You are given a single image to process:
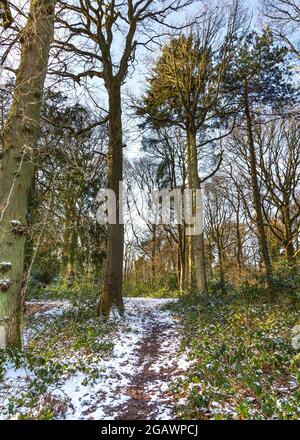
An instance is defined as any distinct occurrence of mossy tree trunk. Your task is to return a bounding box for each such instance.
[0,0,56,349]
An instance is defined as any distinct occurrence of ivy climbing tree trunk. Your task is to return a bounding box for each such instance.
[0,0,56,349]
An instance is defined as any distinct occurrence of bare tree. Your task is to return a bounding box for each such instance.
[257,117,300,270]
[205,177,238,287]
[54,0,196,316]
[129,127,188,291]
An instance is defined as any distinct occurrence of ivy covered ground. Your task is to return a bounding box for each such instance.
[0,289,299,420]
[169,293,300,420]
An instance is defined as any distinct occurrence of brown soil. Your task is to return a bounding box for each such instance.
[108,314,178,420]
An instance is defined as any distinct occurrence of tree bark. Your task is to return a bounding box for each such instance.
[151,224,156,284]
[282,205,297,272]
[61,206,71,279]
[186,124,208,292]
[0,0,56,349]
[244,88,273,291]
[177,223,186,292]
[285,242,296,266]
[67,226,77,287]
[99,80,125,318]
[207,240,214,279]
[217,243,225,287]
[235,196,243,283]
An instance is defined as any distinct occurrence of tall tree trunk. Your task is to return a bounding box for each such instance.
[151,224,156,284]
[177,223,186,292]
[244,89,273,291]
[0,0,56,349]
[99,80,125,317]
[61,206,71,279]
[217,243,225,287]
[236,197,243,283]
[285,242,296,267]
[23,178,36,300]
[196,231,208,292]
[186,124,208,292]
[60,205,77,285]
[67,226,77,287]
[282,205,297,273]
[207,240,213,279]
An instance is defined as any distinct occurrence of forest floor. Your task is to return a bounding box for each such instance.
[0,298,191,420]
[168,293,300,420]
[1,292,299,420]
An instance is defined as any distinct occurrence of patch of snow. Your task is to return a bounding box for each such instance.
[10,220,22,226]
[0,297,191,421]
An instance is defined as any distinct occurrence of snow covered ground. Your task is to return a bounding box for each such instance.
[0,298,192,420]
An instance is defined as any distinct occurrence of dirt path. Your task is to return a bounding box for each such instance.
[110,302,181,420]
[1,298,190,420]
